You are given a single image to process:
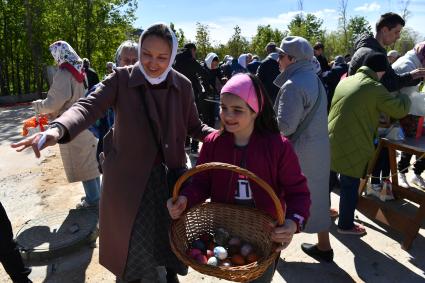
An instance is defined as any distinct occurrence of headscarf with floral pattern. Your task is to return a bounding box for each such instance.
[49,41,85,82]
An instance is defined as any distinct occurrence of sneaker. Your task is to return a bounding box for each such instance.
[76,198,98,209]
[380,180,395,201]
[337,224,366,235]
[398,173,410,188]
[366,183,382,198]
[411,174,425,189]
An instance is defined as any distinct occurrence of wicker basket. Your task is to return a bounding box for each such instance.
[169,162,285,282]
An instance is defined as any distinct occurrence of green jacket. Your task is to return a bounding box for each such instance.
[328,66,411,178]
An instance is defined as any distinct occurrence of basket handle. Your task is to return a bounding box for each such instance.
[172,162,285,225]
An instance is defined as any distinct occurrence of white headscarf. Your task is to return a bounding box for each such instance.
[238,54,248,69]
[49,41,83,73]
[138,23,178,85]
[205,52,218,69]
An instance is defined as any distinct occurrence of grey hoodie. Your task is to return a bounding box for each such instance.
[349,33,418,92]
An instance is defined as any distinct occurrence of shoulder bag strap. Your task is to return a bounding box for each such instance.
[288,77,323,142]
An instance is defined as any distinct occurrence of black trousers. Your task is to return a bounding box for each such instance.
[398,152,425,175]
[0,202,31,283]
[371,147,390,184]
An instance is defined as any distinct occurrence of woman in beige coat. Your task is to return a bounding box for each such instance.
[13,24,213,283]
[31,41,101,208]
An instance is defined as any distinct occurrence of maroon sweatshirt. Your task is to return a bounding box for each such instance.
[182,130,311,230]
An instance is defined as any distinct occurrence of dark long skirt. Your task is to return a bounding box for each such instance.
[123,164,187,282]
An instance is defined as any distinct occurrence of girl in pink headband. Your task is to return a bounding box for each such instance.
[168,73,311,282]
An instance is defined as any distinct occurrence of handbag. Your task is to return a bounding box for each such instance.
[139,86,188,195]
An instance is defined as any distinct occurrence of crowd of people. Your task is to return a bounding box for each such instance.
[2,11,425,283]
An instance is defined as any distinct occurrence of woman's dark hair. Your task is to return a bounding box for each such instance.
[140,24,173,49]
[376,12,405,32]
[248,73,280,134]
[184,42,197,51]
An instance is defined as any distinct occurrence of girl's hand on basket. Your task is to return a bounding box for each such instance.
[167,196,188,219]
[271,219,297,252]
[11,128,60,158]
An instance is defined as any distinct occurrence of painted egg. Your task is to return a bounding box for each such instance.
[227,245,240,256]
[207,256,218,266]
[206,249,214,259]
[246,252,260,263]
[214,228,230,246]
[228,237,242,246]
[219,259,232,267]
[188,248,202,259]
[195,254,208,264]
[207,241,215,251]
[231,254,246,266]
[213,246,228,260]
[240,243,253,257]
[192,239,206,252]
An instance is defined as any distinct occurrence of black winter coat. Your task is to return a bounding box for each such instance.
[348,33,419,92]
[256,56,280,105]
[173,48,208,99]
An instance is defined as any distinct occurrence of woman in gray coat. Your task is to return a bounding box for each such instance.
[273,36,333,262]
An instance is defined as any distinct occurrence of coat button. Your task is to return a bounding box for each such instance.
[165,144,169,148]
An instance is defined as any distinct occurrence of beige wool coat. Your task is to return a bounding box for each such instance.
[54,63,213,276]
[33,68,100,183]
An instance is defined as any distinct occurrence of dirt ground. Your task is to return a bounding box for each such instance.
[1,105,425,283]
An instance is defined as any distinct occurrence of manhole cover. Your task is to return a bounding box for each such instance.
[15,209,98,261]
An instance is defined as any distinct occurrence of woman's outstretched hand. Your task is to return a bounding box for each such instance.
[167,196,188,219]
[11,128,61,158]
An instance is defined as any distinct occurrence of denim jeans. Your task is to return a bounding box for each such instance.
[82,176,101,205]
[338,174,360,230]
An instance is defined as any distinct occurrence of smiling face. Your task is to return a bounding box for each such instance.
[140,35,171,78]
[220,93,257,138]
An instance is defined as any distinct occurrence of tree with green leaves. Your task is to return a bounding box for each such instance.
[394,27,420,54]
[195,22,212,60]
[287,13,325,44]
[0,0,137,96]
[347,16,372,53]
[227,25,249,58]
[250,25,285,58]
[170,22,186,48]
[338,0,349,52]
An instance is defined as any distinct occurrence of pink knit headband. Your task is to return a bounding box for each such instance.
[220,74,260,113]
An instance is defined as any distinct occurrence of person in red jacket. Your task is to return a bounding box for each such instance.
[167,73,311,283]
